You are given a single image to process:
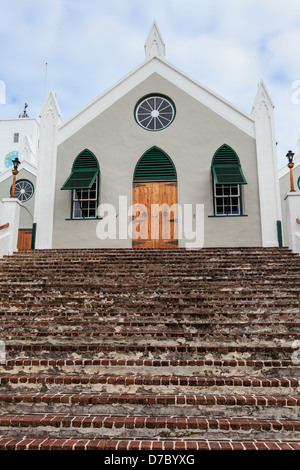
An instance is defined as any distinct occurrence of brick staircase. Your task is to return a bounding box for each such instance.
[0,247,300,450]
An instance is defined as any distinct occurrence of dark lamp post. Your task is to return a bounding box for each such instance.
[10,157,21,198]
[286,150,296,192]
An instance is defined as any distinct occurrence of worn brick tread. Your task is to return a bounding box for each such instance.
[1,374,299,389]
[0,413,300,433]
[1,320,300,329]
[1,357,296,368]
[0,392,299,407]
[4,343,296,353]
[2,331,300,341]
[1,312,300,323]
[0,435,299,450]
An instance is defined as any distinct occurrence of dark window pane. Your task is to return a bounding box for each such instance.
[156,98,163,109]
[139,102,152,112]
[155,118,164,129]
[139,115,152,127]
[147,118,155,129]
[147,98,155,110]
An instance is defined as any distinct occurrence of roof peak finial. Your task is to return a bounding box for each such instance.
[145,20,166,59]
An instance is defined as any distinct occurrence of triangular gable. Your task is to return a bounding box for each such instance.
[58,56,256,145]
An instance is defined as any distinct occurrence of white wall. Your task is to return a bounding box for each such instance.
[0,118,39,173]
[0,198,22,257]
[284,192,300,254]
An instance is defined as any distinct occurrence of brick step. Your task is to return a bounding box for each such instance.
[2,372,299,388]
[0,412,299,440]
[1,310,298,320]
[2,307,299,318]
[2,281,299,294]
[5,262,296,272]
[3,297,297,307]
[1,289,297,301]
[4,343,296,360]
[2,278,299,289]
[3,260,299,267]
[2,270,299,280]
[1,374,299,396]
[6,264,296,273]
[2,357,298,377]
[4,252,298,263]
[2,260,299,269]
[2,278,299,288]
[5,251,297,263]
[2,319,299,333]
[1,391,300,409]
[0,281,299,303]
[0,392,299,420]
[1,330,299,345]
[2,281,291,289]
[0,435,299,450]
[4,270,297,279]
[7,248,295,257]
[2,299,298,312]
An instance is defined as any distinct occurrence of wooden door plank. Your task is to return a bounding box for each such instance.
[17,230,32,250]
[132,181,178,249]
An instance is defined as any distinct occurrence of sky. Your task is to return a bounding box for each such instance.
[1,0,300,167]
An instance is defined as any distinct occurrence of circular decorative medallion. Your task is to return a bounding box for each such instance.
[4,151,19,168]
[135,95,175,131]
[14,179,34,202]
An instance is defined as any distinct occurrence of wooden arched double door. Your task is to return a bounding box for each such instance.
[132,147,178,249]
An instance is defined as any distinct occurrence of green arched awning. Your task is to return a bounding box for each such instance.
[211,144,247,185]
[133,146,177,182]
[61,149,99,190]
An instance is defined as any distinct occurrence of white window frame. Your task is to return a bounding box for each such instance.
[72,177,98,219]
[214,183,241,216]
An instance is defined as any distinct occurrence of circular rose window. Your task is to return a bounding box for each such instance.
[14,180,34,202]
[135,95,175,131]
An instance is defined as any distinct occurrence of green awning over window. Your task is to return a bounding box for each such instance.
[61,169,98,190]
[211,144,247,185]
[212,165,247,185]
[61,149,99,190]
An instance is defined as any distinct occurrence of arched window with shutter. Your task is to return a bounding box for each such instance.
[61,149,100,219]
[211,144,247,216]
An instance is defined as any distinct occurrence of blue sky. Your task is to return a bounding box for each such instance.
[1,0,300,166]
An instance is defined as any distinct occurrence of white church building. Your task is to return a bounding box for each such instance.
[1,22,299,253]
